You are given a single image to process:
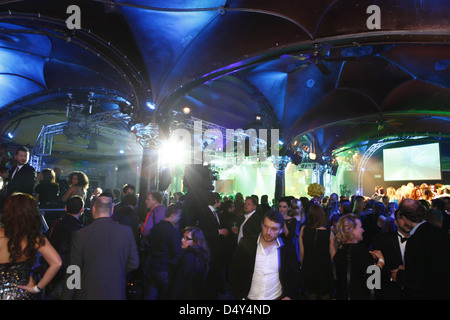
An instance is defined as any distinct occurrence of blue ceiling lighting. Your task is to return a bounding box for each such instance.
[0,0,447,166]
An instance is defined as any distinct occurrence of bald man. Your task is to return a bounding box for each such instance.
[62,195,139,300]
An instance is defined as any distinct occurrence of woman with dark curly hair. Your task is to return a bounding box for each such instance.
[61,171,89,203]
[168,226,210,300]
[0,193,62,299]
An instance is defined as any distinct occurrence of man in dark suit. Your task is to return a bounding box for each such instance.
[372,209,409,300]
[391,199,450,300]
[260,195,272,214]
[229,210,301,300]
[62,195,139,300]
[145,204,182,300]
[7,146,36,196]
[47,195,85,299]
[197,192,229,299]
[234,196,263,244]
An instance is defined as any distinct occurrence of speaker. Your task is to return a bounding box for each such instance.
[158,167,171,191]
[183,164,214,191]
[331,164,338,176]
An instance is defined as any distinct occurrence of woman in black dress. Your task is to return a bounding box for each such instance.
[299,204,336,299]
[278,197,297,243]
[333,213,385,300]
[35,168,60,208]
[168,226,210,300]
[0,193,62,299]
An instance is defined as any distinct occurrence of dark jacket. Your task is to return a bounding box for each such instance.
[372,231,406,300]
[112,203,140,242]
[62,217,139,300]
[239,210,263,242]
[148,220,182,272]
[397,222,450,299]
[49,214,84,269]
[168,250,208,300]
[7,163,36,196]
[229,235,301,300]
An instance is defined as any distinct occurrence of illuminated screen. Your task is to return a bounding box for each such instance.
[383,143,441,181]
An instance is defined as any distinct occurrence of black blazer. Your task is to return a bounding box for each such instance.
[397,222,450,299]
[229,235,301,300]
[239,210,263,241]
[168,250,208,300]
[7,163,36,196]
[197,206,221,256]
[372,232,405,299]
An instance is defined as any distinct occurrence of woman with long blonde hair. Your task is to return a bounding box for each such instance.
[333,214,384,300]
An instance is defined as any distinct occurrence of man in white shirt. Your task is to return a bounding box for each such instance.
[229,210,301,300]
[234,196,262,244]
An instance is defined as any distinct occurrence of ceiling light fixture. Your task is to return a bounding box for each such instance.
[182,106,191,114]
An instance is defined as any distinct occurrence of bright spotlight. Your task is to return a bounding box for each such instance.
[309,152,316,160]
[182,106,191,115]
[7,132,14,139]
[146,102,156,110]
[159,139,188,166]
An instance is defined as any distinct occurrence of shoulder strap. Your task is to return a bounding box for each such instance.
[347,244,353,300]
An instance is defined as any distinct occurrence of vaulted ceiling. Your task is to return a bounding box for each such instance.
[0,0,449,163]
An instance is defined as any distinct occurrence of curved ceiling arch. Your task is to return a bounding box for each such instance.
[0,0,448,164]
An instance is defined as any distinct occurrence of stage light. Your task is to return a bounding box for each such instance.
[278,140,284,145]
[309,152,316,160]
[159,139,188,166]
[119,149,125,154]
[118,101,132,114]
[127,120,136,132]
[255,114,262,121]
[146,102,156,110]
[182,106,191,114]
[7,132,14,139]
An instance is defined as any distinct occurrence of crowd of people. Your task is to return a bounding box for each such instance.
[0,146,449,300]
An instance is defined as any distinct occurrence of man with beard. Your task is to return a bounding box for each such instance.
[229,210,301,300]
[7,146,36,196]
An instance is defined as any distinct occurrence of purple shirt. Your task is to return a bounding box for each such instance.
[141,204,166,237]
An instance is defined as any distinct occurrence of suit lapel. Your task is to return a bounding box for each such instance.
[10,165,18,180]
